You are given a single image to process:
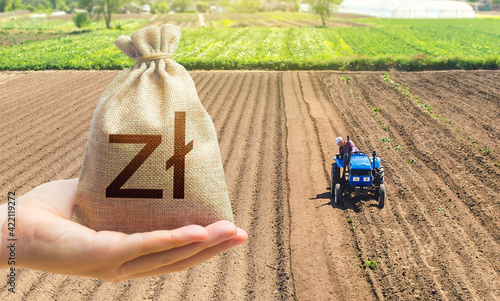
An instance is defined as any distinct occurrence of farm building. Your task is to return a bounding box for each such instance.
[340,0,476,18]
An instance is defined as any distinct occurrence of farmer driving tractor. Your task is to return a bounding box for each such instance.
[331,136,386,208]
[335,137,359,158]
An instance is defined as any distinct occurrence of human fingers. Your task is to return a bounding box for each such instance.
[125,228,247,280]
[30,224,210,281]
[116,225,209,262]
[115,221,238,277]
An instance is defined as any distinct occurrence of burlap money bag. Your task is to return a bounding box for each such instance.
[73,24,234,234]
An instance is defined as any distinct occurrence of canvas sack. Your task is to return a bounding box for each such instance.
[73,24,234,234]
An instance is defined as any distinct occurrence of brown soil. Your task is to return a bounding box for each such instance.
[202,13,368,28]
[146,14,199,28]
[46,13,154,21]
[0,30,72,47]
[0,70,498,300]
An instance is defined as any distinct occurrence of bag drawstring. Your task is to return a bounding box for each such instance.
[134,53,174,63]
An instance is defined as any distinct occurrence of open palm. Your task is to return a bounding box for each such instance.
[4,178,246,282]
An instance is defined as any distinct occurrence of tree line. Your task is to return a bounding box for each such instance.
[1,0,343,29]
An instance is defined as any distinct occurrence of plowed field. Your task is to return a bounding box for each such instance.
[147,14,200,28]
[0,70,499,300]
[202,13,367,28]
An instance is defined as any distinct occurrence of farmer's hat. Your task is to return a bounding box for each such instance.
[335,137,343,145]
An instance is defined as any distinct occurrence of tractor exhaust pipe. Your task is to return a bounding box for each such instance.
[372,150,376,180]
[372,150,376,170]
[341,136,350,180]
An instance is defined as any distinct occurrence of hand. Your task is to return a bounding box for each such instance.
[1,179,247,282]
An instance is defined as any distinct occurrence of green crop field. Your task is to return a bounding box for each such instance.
[0,13,499,71]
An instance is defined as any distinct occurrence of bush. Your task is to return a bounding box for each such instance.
[233,0,260,13]
[196,1,209,12]
[153,2,169,14]
[73,12,89,28]
[172,0,193,12]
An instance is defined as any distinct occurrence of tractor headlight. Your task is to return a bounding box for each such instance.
[353,177,360,182]
[363,177,370,182]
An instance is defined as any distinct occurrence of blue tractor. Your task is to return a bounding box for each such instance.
[331,137,385,208]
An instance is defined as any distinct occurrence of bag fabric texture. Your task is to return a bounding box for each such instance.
[73,24,234,234]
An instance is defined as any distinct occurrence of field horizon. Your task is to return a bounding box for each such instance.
[1,12,499,71]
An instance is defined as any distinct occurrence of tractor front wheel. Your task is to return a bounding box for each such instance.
[378,184,385,209]
[331,162,340,196]
[374,165,384,185]
[335,183,343,204]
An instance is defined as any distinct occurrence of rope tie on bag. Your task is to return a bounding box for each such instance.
[135,53,174,63]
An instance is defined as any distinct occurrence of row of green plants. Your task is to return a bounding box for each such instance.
[341,72,493,169]
[204,11,321,27]
[347,219,378,270]
[379,73,495,164]
[0,16,146,31]
[0,18,499,70]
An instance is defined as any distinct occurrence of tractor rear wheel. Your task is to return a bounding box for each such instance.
[378,184,385,208]
[331,162,340,196]
[374,165,384,185]
[335,183,343,204]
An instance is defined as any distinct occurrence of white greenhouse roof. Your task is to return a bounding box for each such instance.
[340,0,475,18]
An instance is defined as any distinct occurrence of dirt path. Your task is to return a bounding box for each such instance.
[282,71,376,300]
[0,70,498,300]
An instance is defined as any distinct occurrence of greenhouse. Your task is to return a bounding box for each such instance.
[339,0,476,18]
